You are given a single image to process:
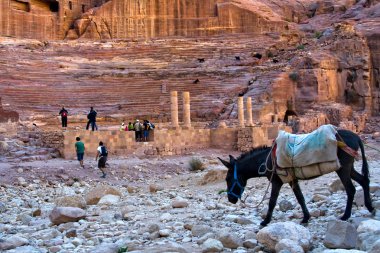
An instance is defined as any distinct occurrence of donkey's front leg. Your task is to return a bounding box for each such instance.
[290,180,310,224]
[261,177,283,227]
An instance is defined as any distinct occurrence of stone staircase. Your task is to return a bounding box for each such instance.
[0,33,293,124]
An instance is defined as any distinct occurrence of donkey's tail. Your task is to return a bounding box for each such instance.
[358,138,369,178]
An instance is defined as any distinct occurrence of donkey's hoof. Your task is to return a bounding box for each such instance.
[371,209,377,216]
[260,221,269,227]
[340,215,350,221]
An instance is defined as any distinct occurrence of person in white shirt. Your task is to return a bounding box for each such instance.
[95,141,108,178]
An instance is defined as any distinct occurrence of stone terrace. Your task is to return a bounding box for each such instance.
[0,34,291,124]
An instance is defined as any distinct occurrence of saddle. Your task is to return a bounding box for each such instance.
[274,124,341,183]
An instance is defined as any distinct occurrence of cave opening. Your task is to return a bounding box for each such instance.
[49,2,59,12]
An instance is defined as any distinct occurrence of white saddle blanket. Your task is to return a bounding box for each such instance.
[276,124,338,168]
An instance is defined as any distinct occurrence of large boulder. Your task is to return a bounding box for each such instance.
[357,220,380,252]
[217,232,242,249]
[0,235,29,251]
[55,195,87,209]
[85,185,122,205]
[199,169,227,185]
[256,222,311,252]
[202,238,224,253]
[49,207,86,225]
[324,220,357,249]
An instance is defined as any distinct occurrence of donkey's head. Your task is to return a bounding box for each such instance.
[218,155,245,204]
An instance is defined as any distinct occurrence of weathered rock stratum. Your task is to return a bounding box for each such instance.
[0,0,379,129]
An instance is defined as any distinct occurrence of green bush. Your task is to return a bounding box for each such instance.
[314,31,322,39]
[188,157,205,171]
[218,189,227,194]
[296,44,305,50]
[267,51,274,58]
[118,246,128,253]
[289,72,299,82]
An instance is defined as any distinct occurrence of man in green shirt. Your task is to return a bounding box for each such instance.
[75,137,85,168]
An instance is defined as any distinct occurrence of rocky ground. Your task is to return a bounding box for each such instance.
[1,135,380,252]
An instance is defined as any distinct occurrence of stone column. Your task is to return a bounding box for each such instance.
[170,91,179,128]
[246,97,253,126]
[238,97,245,128]
[183,91,191,129]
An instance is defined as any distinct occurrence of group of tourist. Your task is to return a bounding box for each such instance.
[59,107,155,142]
[119,119,155,142]
[75,137,108,178]
[59,106,98,131]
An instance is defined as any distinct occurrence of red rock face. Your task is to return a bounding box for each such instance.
[0,97,19,123]
[0,0,379,128]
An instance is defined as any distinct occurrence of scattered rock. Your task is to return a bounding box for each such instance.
[199,169,227,185]
[55,195,87,209]
[257,222,311,252]
[202,238,223,253]
[49,207,86,225]
[192,225,214,237]
[172,199,189,208]
[98,194,120,205]
[85,185,122,205]
[0,235,29,251]
[324,220,357,249]
[329,179,344,193]
[279,199,294,212]
[217,232,242,249]
[275,238,304,253]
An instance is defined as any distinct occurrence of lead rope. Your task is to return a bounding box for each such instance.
[240,144,277,208]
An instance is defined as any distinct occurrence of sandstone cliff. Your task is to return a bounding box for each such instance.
[0,0,379,131]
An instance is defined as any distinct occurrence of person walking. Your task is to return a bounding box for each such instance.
[75,137,85,168]
[86,107,98,131]
[95,141,108,178]
[59,106,68,129]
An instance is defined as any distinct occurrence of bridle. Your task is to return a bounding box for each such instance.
[227,163,245,200]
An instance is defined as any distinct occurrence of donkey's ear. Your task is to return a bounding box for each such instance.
[217,157,231,169]
[229,155,236,163]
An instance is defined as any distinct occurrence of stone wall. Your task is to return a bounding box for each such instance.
[62,125,281,159]
[40,131,64,152]
[237,124,291,152]
[63,128,213,159]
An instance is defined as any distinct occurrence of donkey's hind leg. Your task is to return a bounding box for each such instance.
[336,167,356,220]
[351,169,375,214]
[290,180,310,224]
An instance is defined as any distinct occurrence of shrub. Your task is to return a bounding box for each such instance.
[289,72,299,82]
[218,189,227,194]
[118,246,128,253]
[314,31,323,39]
[188,157,205,171]
[267,51,274,58]
[296,44,305,50]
